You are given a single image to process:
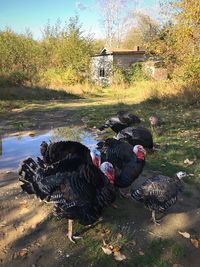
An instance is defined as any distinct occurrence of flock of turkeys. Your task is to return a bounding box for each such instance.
[18,111,186,242]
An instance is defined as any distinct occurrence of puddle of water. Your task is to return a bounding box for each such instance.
[0,127,98,171]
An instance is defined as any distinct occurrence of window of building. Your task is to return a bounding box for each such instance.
[99,67,105,77]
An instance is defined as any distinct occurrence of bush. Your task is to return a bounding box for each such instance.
[62,66,80,85]
[128,62,149,83]
[112,65,128,86]
[40,67,80,88]
[8,70,30,86]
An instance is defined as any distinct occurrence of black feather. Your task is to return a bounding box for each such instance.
[98,111,141,134]
[117,126,153,149]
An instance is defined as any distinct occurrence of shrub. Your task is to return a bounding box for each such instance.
[62,66,80,85]
[128,62,150,83]
[112,65,128,86]
[9,70,30,86]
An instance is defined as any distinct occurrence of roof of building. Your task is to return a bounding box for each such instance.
[93,47,146,56]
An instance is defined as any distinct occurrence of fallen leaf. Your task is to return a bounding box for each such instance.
[173,264,183,267]
[178,231,190,239]
[191,238,199,248]
[101,246,112,255]
[184,159,194,166]
[139,251,145,256]
[113,251,126,261]
[112,246,120,253]
[109,245,114,250]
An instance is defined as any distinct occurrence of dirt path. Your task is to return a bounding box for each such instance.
[0,102,83,137]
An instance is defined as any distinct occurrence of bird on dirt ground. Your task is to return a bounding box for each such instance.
[98,111,141,134]
[131,171,187,225]
[116,126,154,151]
[39,140,93,166]
[18,143,116,243]
[96,138,146,196]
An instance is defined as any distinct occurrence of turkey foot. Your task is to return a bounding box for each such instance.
[151,210,161,226]
[67,219,82,243]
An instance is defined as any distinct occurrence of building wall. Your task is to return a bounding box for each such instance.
[91,55,113,85]
[91,53,146,85]
[144,61,168,80]
[113,54,145,72]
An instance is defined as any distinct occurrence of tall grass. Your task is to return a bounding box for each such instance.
[99,80,200,105]
[1,80,199,105]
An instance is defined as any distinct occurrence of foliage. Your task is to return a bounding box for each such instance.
[121,12,160,50]
[112,65,128,85]
[128,63,150,83]
[0,16,93,86]
[0,29,42,85]
[40,67,79,87]
[149,0,200,84]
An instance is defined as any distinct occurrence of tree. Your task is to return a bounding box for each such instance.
[97,0,130,47]
[151,0,200,82]
[122,12,160,50]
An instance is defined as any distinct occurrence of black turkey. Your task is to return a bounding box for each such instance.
[40,140,93,166]
[19,154,116,243]
[96,139,146,196]
[98,111,141,134]
[131,172,186,225]
[96,138,140,170]
[116,126,154,150]
[116,111,141,125]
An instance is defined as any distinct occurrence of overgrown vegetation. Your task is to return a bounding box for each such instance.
[0,16,95,87]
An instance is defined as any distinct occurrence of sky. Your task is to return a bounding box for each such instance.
[0,0,161,40]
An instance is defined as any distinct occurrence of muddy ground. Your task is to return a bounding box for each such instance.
[0,107,200,267]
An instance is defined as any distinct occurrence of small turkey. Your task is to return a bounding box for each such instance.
[116,126,154,150]
[149,115,164,135]
[131,172,186,225]
[149,116,162,129]
[19,143,115,243]
[96,138,146,195]
[98,111,141,134]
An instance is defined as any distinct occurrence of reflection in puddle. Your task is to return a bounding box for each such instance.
[0,127,98,170]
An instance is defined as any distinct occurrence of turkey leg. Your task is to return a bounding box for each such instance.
[67,219,82,243]
[151,210,161,225]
